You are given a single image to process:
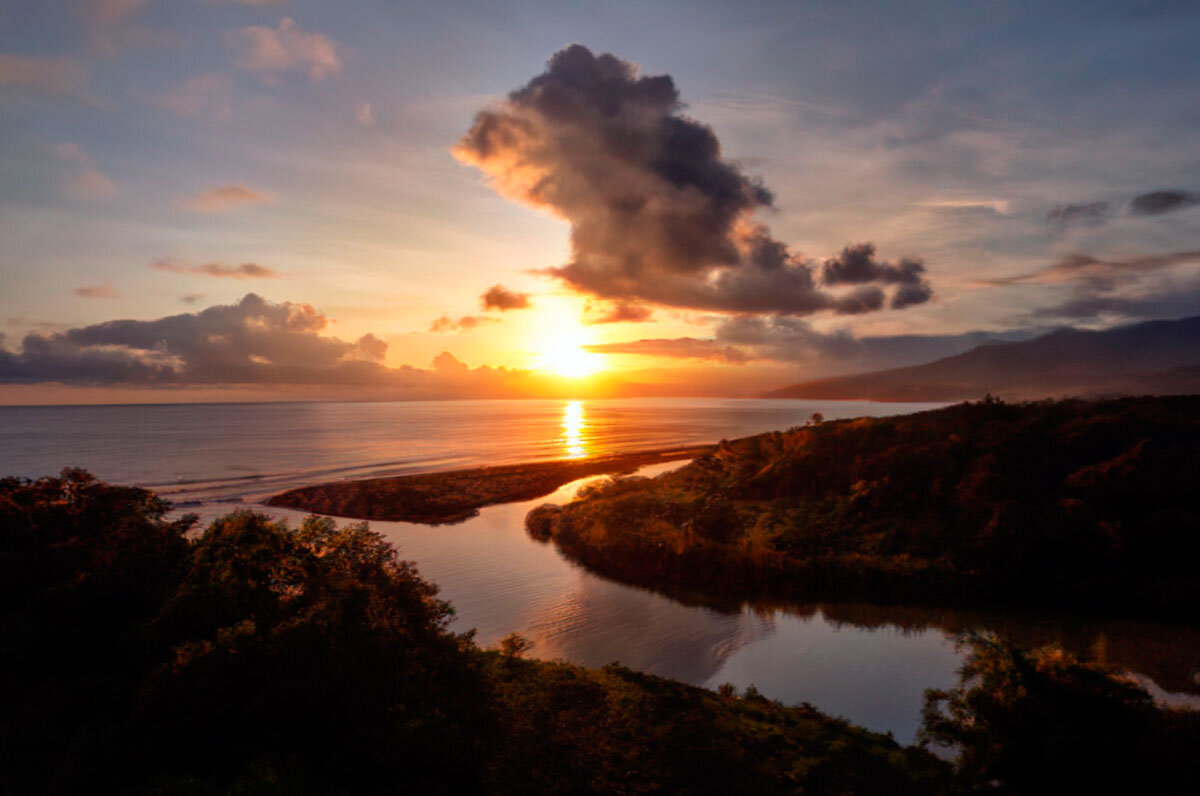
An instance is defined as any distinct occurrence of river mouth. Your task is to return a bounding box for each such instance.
[249,462,1200,745]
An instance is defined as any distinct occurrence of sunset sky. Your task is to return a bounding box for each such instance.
[2,0,1199,403]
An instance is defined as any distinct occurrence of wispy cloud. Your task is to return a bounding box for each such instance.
[1129,189,1200,217]
[182,183,270,212]
[153,258,279,279]
[72,283,120,299]
[581,301,654,324]
[152,74,233,120]
[226,18,340,82]
[356,101,374,126]
[584,337,750,363]
[0,54,96,104]
[429,314,499,333]
[54,143,115,198]
[981,250,1200,287]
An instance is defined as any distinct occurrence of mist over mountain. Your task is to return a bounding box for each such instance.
[766,316,1200,401]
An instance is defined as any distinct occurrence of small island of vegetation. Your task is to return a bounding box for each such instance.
[526,395,1200,620]
[268,446,713,524]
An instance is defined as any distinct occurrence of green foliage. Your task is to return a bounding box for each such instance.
[484,656,950,795]
[1,469,955,795]
[920,634,1200,795]
[527,396,1200,618]
[497,631,534,660]
[1,471,488,794]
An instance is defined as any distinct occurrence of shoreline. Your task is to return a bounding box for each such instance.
[266,445,714,524]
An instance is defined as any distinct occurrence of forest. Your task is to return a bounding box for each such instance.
[3,462,1197,793]
[527,396,1200,619]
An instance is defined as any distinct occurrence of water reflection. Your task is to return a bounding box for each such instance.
[562,400,587,458]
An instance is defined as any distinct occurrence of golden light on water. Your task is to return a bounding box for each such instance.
[562,400,587,458]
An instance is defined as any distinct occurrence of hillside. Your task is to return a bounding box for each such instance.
[526,396,1200,619]
[766,316,1200,401]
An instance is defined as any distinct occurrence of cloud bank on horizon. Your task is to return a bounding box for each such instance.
[454,45,933,319]
[0,294,556,398]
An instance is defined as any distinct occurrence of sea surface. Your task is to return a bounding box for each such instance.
[2,397,1196,743]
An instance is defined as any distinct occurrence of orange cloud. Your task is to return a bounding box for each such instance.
[72,284,120,299]
[0,55,94,103]
[153,258,279,279]
[54,143,115,198]
[182,184,270,213]
[227,18,340,82]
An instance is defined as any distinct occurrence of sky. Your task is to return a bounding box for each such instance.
[2,0,1199,403]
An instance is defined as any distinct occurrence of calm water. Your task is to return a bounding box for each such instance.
[2,397,1196,743]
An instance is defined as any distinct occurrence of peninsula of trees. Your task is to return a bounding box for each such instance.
[527,395,1200,620]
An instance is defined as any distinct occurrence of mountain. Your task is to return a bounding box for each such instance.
[765,316,1200,401]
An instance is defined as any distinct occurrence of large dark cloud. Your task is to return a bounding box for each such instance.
[455,45,932,316]
[1128,189,1200,216]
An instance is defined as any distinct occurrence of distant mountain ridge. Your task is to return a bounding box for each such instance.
[765,315,1200,401]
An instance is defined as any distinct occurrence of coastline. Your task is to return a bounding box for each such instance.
[266,445,714,524]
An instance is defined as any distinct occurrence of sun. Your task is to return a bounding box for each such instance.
[537,339,604,378]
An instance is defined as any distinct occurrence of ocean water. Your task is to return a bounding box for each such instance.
[2,397,1196,743]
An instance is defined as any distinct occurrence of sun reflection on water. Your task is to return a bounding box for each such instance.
[562,400,587,458]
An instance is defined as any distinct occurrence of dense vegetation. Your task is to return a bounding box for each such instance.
[922,634,1200,795]
[526,395,1200,619]
[1,469,947,794]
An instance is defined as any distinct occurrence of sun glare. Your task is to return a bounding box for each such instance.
[538,340,604,378]
[529,299,607,378]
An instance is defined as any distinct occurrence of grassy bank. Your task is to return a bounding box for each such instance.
[267,446,713,523]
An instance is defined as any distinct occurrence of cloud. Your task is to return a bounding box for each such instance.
[0,54,94,103]
[998,249,1200,323]
[227,18,340,82]
[1045,201,1112,227]
[819,243,933,309]
[153,74,233,120]
[181,293,205,305]
[78,0,169,57]
[1128,189,1200,216]
[72,284,120,299]
[480,284,530,310]
[0,294,570,399]
[153,258,280,279]
[182,183,269,212]
[354,332,387,362]
[1027,279,1200,322]
[455,44,931,317]
[982,249,1200,288]
[356,102,374,126]
[428,314,499,333]
[583,337,750,363]
[54,143,115,198]
[582,301,654,324]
